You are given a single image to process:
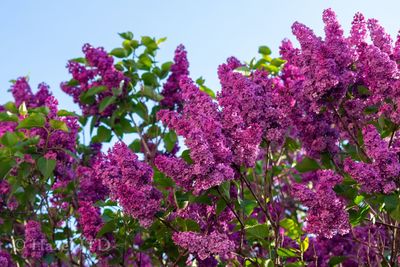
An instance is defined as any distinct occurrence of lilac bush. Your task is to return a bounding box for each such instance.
[0,9,399,266]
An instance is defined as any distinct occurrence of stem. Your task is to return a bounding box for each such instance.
[388,127,398,148]
[235,166,281,265]
[216,187,245,228]
[10,233,20,267]
[155,215,178,232]
[332,106,371,162]
[128,113,152,159]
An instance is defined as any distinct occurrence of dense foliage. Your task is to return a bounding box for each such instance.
[0,8,400,266]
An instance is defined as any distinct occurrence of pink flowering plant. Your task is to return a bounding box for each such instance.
[0,9,400,266]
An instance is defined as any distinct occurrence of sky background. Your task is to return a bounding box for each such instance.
[1,0,400,113]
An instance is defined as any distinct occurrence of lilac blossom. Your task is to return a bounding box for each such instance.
[61,44,129,117]
[292,170,350,238]
[344,125,399,194]
[156,77,234,194]
[23,221,52,259]
[172,231,235,261]
[161,44,189,110]
[95,142,161,227]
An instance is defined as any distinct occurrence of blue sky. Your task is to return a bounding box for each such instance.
[1,0,400,112]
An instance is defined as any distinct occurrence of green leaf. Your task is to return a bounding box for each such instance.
[102,209,116,222]
[354,195,365,205]
[138,54,153,70]
[277,247,298,258]
[3,102,18,113]
[295,157,320,173]
[57,110,78,117]
[16,113,46,130]
[384,194,399,212]
[219,181,231,200]
[30,106,50,115]
[0,112,18,122]
[153,171,174,187]
[0,158,15,178]
[140,86,164,101]
[285,137,300,152]
[240,199,258,216]
[70,58,86,64]
[264,259,274,267]
[99,96,116,113]
[130,40,140,49]
[119,118,136,133]
[83,86,107,98]
[286,262,305,267]
[265,64,279,74]
[37,157,56,178]
[349,204,370,226]
[110,48,128,58]
[132,102,148,122]
[258,46,272,55]
[357,85,371,96]
[147,125,161,138]
[195,77,205,86]
[300,236,309,252]
[129,139,142,153]
[390,204,400,221]
[141,72,158,86]
[44,254,56,264]
[199,85,215,99]
[235,66,251,76]
[271,58,286,67]
[164,131,177,152]
[118,31,133,40]
[157,37,167,45]
[1,132,18,147]
[216,198,227,216]
[141,36,158,51]
[93,126,112,143]
[161,61,173,72]
[49,119,69,132]
[328,256,346,267]
[96,220,116,237]
[245,224,269,240]
[280,218,302,240]
[181,149,193,164]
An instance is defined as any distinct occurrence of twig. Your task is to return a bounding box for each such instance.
[216,187,245,228]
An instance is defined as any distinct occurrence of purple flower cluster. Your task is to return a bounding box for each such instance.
[169,197,237,263]
[156,77,234,194]
[279,8,400,161]
[344,125,399,194]
[95,142,161,227]
[304,224,388,266]
[280,45,341,158]
[285,9,355,112]
[77,166,109,203]
[23,220,52,259]
[160,44,189,111]
[61,44,129,117]
[25,95,79,201]
[217,57,285,161]
[173,231,235,261]
[77,201,112,254]
[42,96,79,157]
[0,104,17,137]
[292,170,350,238]
[10,77,51,108]
[0,250,14,267]
[10,80,79,168]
